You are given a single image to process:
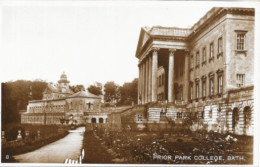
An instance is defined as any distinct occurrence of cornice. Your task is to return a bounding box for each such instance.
[152,35,187,42]
[188,7,254,40]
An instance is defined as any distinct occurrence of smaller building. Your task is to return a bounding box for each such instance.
[21,73,104,125]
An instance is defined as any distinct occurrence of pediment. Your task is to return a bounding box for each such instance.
[135,28,151,58]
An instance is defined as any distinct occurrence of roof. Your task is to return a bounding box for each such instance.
[136,7,254,58]
[46,83,59,93]
[189,7,254,39]
[43,83,74,94]
[68,90,101,99]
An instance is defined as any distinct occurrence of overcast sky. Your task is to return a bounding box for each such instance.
[0,1,258,87]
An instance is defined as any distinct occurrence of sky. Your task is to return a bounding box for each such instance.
[0,1,258,87]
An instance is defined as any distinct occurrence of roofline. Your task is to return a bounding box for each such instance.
[29,95,101,103]
[188,7,254,39]
[29,98,66,103]
[136,7,255,58]
[66,96,101,99]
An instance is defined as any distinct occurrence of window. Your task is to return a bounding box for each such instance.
[160,111,166,117]
[177,112,183,119]
[218,75,223,95]
[236,31,246,51]
[208,109,212,119]
[190,55,194,70]
[196,51,200,68]
[236,74,245,87]
[209,74,214,98]
[218,37,223,58]
[137,114,143,121]
[87,102,92,110]
[190,82,193,101]
[209,42,214,62]
[202,47,206,65]
[218,37,222,53]
[202,79,206,99]
[196,82,199,100]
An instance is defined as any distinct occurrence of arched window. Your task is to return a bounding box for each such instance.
[243,106,252,127]
[91,118,96,123]
[232,107,239,129]
[99,118,104,123]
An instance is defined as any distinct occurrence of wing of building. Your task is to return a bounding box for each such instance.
[135,7,254,135]
[21,73,103,125]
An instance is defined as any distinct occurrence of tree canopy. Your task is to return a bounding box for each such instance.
[87,82,102,96]
[1,78,139,128]
[104,81,119,103]
[117,78,138,105]
[1,80,47,127]
[103,78,138,105]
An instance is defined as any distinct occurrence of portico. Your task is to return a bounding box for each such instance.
[136,27,190,104]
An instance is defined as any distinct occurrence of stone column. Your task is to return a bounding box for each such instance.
[168,48,176,103]
[146,58,149,103]
[151,48,159,102]
[140,63,142,104]
[138,65,141,104]
[141,62,145,104]
[143,61,146,104]
[184,50,190,103]
[149,56,152,102]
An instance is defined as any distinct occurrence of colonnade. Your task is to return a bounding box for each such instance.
[138,48,190,104]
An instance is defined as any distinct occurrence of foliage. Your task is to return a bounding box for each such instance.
[117,78,138,106]
[104,81,119,103]
[87,82,102,96]
[1,80,47,127]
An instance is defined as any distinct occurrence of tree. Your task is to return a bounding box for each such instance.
[87,82,102,96]
[104,81,119,103]
[117,78,138,105]
[1,80,47,128]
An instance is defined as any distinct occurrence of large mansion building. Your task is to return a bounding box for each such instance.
[135,7,254,135]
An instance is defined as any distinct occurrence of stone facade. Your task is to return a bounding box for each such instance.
[21,73,103,125]
[135,7,254,135]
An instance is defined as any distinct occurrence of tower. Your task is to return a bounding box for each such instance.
[58,72,70,93]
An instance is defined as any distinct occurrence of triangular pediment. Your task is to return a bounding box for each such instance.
[135,27,151,58]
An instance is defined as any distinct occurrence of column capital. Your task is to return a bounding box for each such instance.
[150,47,160,53]
[169,48,177,54]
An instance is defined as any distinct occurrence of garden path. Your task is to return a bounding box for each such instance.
[14,127,85,163]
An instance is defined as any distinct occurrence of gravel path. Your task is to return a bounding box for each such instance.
[14,127,85,163]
